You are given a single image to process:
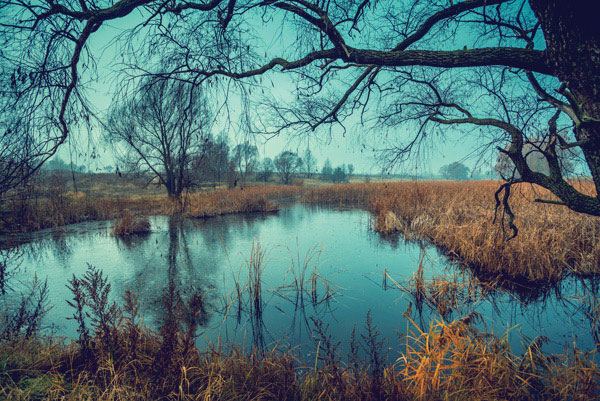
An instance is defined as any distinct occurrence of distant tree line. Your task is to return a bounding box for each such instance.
[321,159,354,184]
[42,158,88,173]
[30,75,363,199]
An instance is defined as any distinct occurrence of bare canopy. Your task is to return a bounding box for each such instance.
[105,77,213,199]
[2,0,600,221]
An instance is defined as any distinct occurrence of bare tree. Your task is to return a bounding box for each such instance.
[347,164,355,180]
[232,141,258,186]
[191,134,230,186]
[0,120,36,200]
[257,157,273,183]
[4,0,600,219]
[303,148,317,179]
[274,151,302,185]
[105,77,212,200]
[0,0,240,195]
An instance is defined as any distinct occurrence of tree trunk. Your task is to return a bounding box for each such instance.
[530,0,600,202]
[165,176,180,201]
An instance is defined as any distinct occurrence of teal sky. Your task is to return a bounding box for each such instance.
[54,5,500,177]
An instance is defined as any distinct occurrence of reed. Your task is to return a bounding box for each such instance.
[0,192,164,233]
[111,213,151,236]
[304,181,600,284]
[185,186,299,218]
[278,243,336,309]
[247,241,266,321]
[2,312,598,400]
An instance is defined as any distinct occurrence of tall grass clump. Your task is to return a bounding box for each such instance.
[304,181,600,284]
[186,185,303,218]
[111,213,151,236]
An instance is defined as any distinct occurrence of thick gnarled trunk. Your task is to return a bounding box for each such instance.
[529,0,600,213]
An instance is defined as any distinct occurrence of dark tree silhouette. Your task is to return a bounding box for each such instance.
[274,151,302,185]
[192,134,230,186]
[321,159,333,182]
[440,162,470,181]
[105,77,213,200]
[303,148,317,179]
[232,142,258,186]
[3,0,600,217]
[257,157,273,183]
[332,166,347,184]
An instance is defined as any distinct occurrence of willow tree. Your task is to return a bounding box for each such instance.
[105,78,212,200]
[0,0,238,196]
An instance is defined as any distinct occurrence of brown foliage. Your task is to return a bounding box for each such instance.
[304,181,600,284]
[111,213,151,236]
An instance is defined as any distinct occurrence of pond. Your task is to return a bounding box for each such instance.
[2,203,599,359]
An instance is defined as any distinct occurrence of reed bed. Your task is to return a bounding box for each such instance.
[304,181,600,284]
[0,185,305,233]
[111,213,151,236]
[185,186,303,218]
[2,315,598,400]
[0,192,163,233]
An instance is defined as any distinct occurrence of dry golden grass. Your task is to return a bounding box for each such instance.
[185,185,303,218]
[0,192,165,233]
[399,316,599,401]
[1,316,598,401]
[111,213,151,236]
[304,181,600,284]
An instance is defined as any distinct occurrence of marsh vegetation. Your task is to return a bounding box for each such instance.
[2,0,600,399]
[2,181,600,400]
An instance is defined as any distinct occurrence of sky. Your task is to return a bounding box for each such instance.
[52,3,501,177]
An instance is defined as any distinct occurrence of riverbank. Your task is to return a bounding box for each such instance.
[2,311,598,400]
[2,180,599,285]
[0,185,305,233]
[305,181,600,285]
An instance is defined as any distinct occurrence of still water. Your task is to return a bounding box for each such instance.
[3,204,599,358]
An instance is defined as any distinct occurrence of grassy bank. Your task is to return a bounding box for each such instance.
[3,180,599,285]
[0,185,305,233]
[303,181,600,285]
[2,310,598,400]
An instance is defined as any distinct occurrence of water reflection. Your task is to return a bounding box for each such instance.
[3,204,600,357]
